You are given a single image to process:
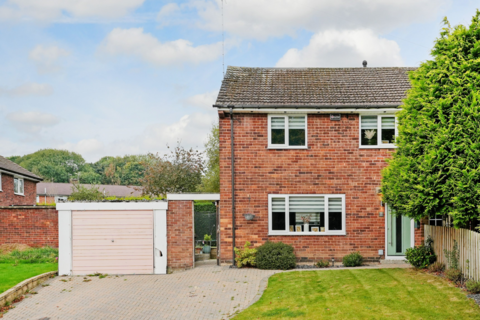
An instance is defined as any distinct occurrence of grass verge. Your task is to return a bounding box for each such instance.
[0,263,57,294]
[234,268,480,320]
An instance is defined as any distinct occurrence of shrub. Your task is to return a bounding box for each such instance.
[428,261,445,273]
[69,183,105,201]
[256,241,296,270]
[466,279,480,294]
[405,245,436,268]
[445,268,462,284]
[316,260,330,268]
[342,252,363,267]
[234,241,257,268]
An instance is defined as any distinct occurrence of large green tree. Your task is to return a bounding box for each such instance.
[9,149,85,183]
[382,12,480,228]
[198,124,220,193]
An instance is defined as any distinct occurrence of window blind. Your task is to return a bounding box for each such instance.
[289,197,324,212]
[288,116,305,129]
[381,117,395,129]
[361,116,377,129]
[271,117,285,129]
[272,198,285,212]
[328,198,342,212]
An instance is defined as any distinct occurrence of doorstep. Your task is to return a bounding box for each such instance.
[380,259,407,265]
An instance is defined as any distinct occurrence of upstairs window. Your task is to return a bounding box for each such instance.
[269,115,307,148]
[360,115,397,147]
[269,194,346,235]
[14,177,24,195]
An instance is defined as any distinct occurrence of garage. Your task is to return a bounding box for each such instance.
[57,202,167,276]
[72,210,154,275]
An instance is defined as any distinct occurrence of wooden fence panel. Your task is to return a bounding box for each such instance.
[425,225,480,281]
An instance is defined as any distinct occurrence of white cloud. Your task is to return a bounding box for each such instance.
[170,0,446,40]
[99,28,222,66]
[183,91,218,110]
[276,29,403,68]
[157,3,180,21]
[6,111,60,133]
[57,113,216,162]
[29,45,70,74]
[0,0,145,22]
[0,83,53,96]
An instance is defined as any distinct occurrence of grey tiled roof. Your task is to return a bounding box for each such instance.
[215,66,416,107]
[0,155,43,181]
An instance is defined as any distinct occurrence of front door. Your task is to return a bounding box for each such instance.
[386,205,412,256]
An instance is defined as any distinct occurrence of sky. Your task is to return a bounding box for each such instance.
[0,0,478,162]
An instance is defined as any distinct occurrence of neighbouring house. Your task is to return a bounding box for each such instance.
[0,155,43,206]
[214,66,427,264]
[36,182,143,204]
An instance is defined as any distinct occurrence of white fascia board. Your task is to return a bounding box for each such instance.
[217,108,401,114]
[56,202,168,211]
[167,193,220,201]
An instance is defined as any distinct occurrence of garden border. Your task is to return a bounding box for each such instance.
[0,271,57,307]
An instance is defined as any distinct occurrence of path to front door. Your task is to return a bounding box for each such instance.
[386,204,414,259]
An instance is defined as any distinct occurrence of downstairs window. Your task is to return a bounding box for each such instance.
[269,194,346,235]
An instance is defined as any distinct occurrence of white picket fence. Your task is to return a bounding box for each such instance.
[424,225,480,281]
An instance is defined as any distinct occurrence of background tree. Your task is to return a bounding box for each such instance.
[381,11,480,228]
[198,124,220,192]
[140,143,204,197]
[8,149,85,183]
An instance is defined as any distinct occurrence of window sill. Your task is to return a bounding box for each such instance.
[269,232,346,236]
[14,193,25,196]
[267,146,308,150]
[359,145,396,149]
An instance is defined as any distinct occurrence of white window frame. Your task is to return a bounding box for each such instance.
[267,114,308,149]
[268,194,346,236]
[14,177,24,195]
[359,114,398,149]
[429,215,443,227]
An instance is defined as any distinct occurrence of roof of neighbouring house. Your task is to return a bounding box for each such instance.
[36,182,143,197]
[0,155,43,181]
[214,66,417,108]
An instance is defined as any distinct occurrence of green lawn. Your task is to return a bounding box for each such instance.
[234,268,480,320]
[0,263,57,294]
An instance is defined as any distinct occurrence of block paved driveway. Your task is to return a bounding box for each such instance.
[4,263,277,320]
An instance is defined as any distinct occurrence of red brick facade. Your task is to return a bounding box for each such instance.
[166,200,194,270]
[219,113,423,264]
[0,206,58,247]
[0,173,37,206]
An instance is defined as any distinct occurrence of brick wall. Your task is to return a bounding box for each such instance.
[219,113,397,263]
[0,206,58,247]
[167,200,193,270]
[415,218,427,246]
[0,173,37,206]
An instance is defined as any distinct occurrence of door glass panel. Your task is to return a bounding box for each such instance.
[395,215,402,253]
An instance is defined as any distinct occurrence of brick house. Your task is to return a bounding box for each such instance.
[214,66,425,264]
[0,155,43,206]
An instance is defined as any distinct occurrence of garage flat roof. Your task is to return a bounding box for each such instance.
[166,193,220,201]
[56,201,168,211]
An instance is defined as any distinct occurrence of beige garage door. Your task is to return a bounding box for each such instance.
[72,210,154,275]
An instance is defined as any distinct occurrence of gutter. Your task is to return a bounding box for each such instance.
[216,107,400,114]
[0,169,43,182]
[229,107,236,266]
